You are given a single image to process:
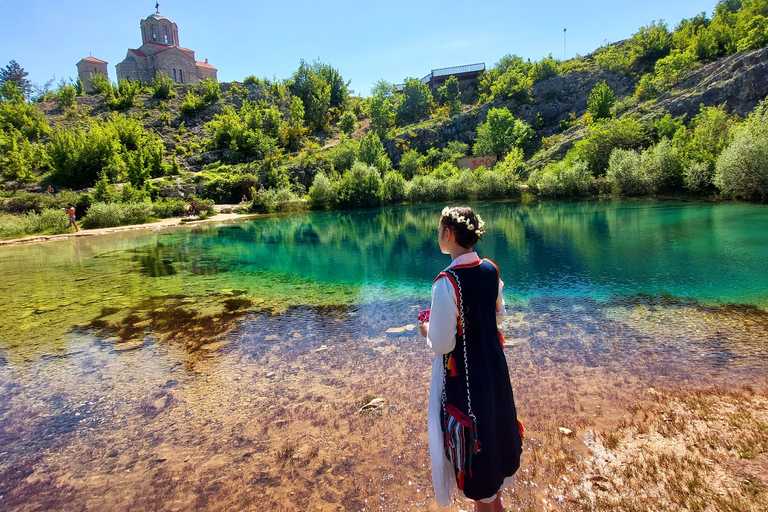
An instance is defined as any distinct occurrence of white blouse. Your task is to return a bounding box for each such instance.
[425,252,506,506]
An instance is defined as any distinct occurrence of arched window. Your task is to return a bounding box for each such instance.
[173,69,177,82]
[179,69,183,83]
[151,25,156,41]
[164,26,168,43]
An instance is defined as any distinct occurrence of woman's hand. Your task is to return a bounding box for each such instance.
[419,321,429,338]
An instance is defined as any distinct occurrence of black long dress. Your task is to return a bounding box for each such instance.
[438,259,523,501]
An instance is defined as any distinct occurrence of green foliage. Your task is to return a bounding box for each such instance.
[493,147,526,180]
[369,94,394,134]
[683,161,715,192]
[89,74,111,95]
[75,77,84,96]
[446,166,518,200]
[205,103,280,162]
[0,135,47,181]
[81,202,156,229]
[398,149,423,179]
[48,114,165,188]
[0,209,70,239]
[528,55,560,83]
[339,110,358,135]
[328,133,358,172]
[92,174,120,203]
[152,197,188,218]
[201,78,221,103]
[587,81,616,120]
[595,45,633,74]
[290,59,347,132]
[0,100,50,140]
[120,182,150,203]
[737,14,768,50]
[0,60,32,100]
[57,83,77,109]
[474,107,534,157]
[682,104,739,167]
[405,174,448,203]
[1,81,25,103]
[151,72,176,99]
[396,78,433,124]
[337,161,382,208]
[653,113,685,140]
[0,191,44,213]
[201,171,259,203]
[357,132,391,173]
[437,76,461,113]
[308,172,337,210]
[529,160,595,198]
[181,89,206,116]
[571,117,648,175]
[444,141,469,161]
[643,138,684,192]
[606,148,649,195]
[105,79,142,111]
[714,100,768,199]
[382,170,406,204]
[628,20,673,70]
[250,186,302,213]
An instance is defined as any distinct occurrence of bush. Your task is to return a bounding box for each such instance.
[89,74,112,94]
[398,149,423,179]
[587,81,615,121]
[571,118,648,176]
[181,90,206,116]
[405,174,448,203]
[683,161,715,192]
[57,84,77,109]
[337,161,382,209]
[339,110,357,135]
[530,160,595,198]
[106,79,142,110]
[643,138,683,192]
[382,171,406,204]
[151,72,176,99]
[202,172,259,203]
[606,148,650,195]
[0,191,43,214]
[307,172,337,210]
[446,169,475,200]
[0,209,70,240]
[201,78,221,104]
[81,202,156,229]
[250,187,302,213]
[152,197,188,218]
[474,107,534,157]
[714,105,768,199]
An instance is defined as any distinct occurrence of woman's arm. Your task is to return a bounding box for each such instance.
[425,277,458,355]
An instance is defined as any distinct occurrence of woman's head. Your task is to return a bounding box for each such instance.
[440,206,485,248]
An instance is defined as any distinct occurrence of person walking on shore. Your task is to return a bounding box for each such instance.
[419,206,523,511]
[65,204,79,232]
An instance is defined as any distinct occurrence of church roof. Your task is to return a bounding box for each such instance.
[147,12,170,22]
[196,61,216,70]
[143,41,195,58]
[129,49,146,58]
[80,56,108,64]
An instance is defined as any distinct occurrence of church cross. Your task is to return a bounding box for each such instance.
[156,2,159,12]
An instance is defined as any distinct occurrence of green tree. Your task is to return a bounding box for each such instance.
[587,81,615,120]
[396,78,433,124]
[571,118,648,175]
[357,132,390,173]
[339,110,358,134]
[0,60,32,100]
[528,55,560,82]
[337,161,382,208]
[473,107,534,157]
[437,76,461,113]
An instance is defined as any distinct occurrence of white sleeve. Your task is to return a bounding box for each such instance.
[496,278,506,326]
[426,276,458,355]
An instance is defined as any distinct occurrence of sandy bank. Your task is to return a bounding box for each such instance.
[0,211,258,247]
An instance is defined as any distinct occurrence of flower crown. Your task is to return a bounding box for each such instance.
[441,207,485,235]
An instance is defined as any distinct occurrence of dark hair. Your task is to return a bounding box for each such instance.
[440,206,484,248]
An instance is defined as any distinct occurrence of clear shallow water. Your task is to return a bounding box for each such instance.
[1,200,768,511]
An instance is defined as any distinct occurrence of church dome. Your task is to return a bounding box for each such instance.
[140,9,179,46]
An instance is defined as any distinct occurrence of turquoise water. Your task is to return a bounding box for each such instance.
[1,200,767,511]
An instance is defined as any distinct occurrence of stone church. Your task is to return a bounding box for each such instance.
[78,6,217,92]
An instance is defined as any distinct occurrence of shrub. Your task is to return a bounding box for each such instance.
[474,107,533,157]
[714,105,768,199]
[250,187,302,213]
[89,74,112,94]
[329,133,358,172]
[606,148,650,195]
[587,81,615,120]
[1,192,43,214]
[81,202,155,229]
[684,161,715,192]
[643,138,684,192]
[530,160,595,198]
[528,55,560,83]
[106,79,142,110]
[405,174,448,203]
[57,84,77,109]
[151,72,176,99]
[0,209,70,240]
[398,149,423,179]
[446,169,475,200]
[571,118,648,176]
[396,78,433,124]
[152,197,188,218]
[357,132,391,173]
[653,113,685,140]
[181,90,206,116]
[200,78,221,103]
[338,110,357,135]
[473,167,515,199]
[382,171,406,204]
[307,172,337,210]
[202,172,259,203]
[337,161,382,208]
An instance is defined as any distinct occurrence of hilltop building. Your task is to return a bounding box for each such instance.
[396,63,485,92]
[76,56,109,93]
[77,6,217,90]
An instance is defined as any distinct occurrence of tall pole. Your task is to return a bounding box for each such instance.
[563,28,567,60]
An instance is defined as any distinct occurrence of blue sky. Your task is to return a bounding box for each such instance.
[1,0,718,96]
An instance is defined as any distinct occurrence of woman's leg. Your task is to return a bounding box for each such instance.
[473,495,504,512]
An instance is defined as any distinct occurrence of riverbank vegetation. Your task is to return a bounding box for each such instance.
[1,0,768,239]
